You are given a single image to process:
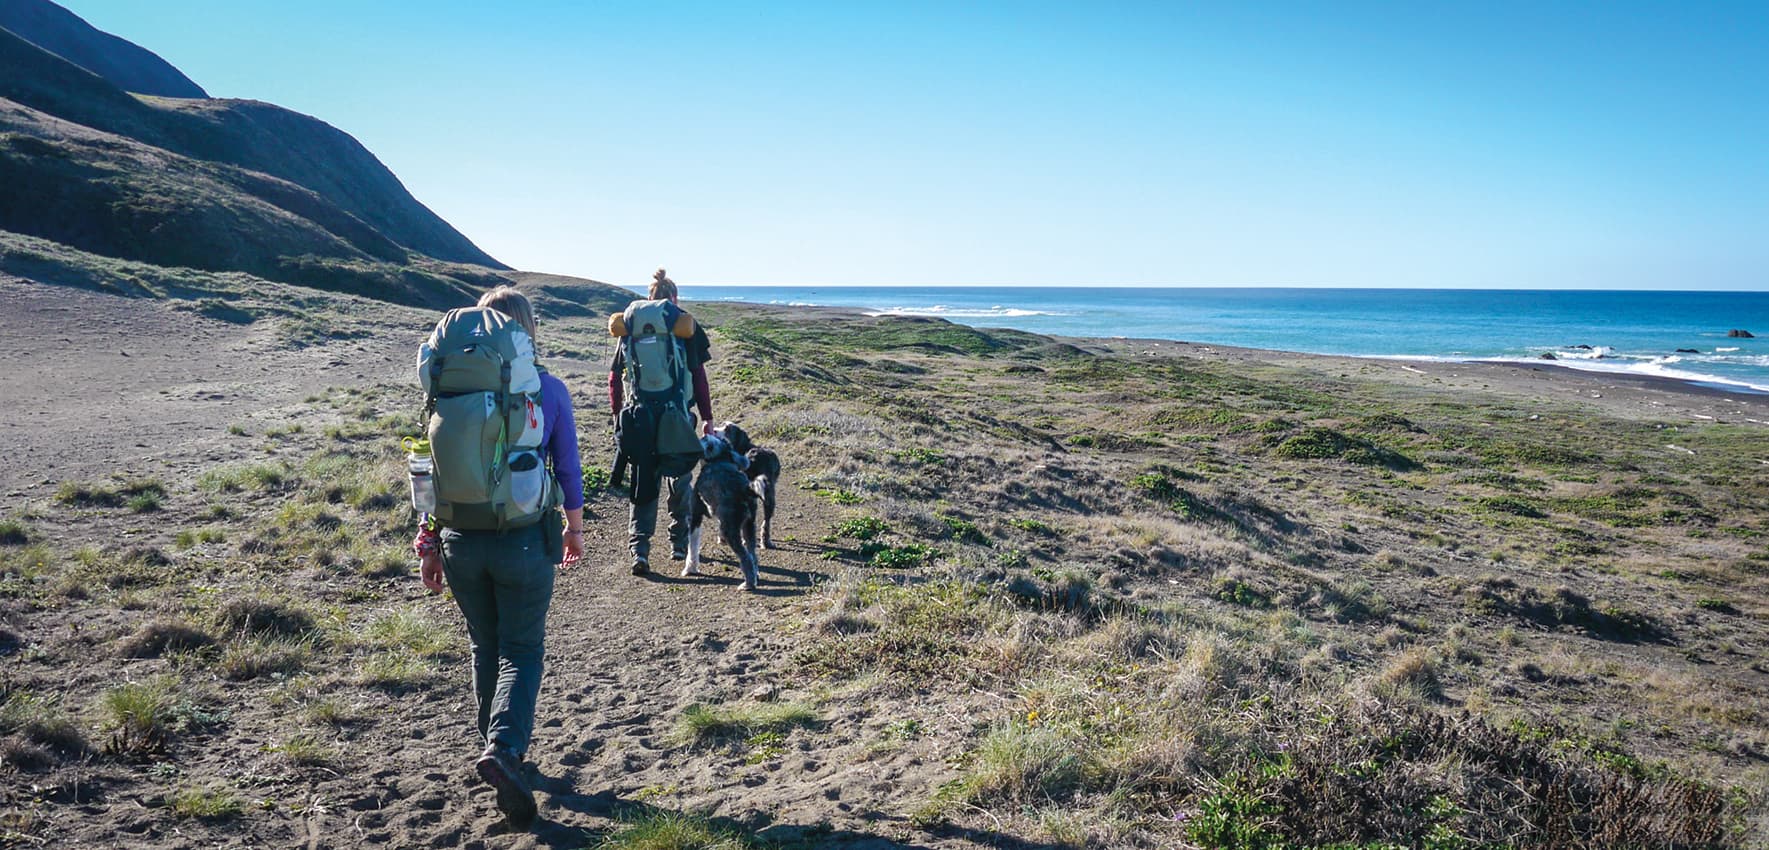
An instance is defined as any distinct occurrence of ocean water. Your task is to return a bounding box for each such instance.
[684,287,1769,394]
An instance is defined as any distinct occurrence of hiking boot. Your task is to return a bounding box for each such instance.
[671,543,688,561]
[629,555,649,576]
[474,745,537,830]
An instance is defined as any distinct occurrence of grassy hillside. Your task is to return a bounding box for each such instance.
[0,290,1762,848]
[0,230,625,337]
[696,308,1768,847]
[0,20,502,301]
[0,0,207,98]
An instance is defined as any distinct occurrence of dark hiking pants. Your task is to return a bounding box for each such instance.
[440,523,555,759]
[628,469,693,559]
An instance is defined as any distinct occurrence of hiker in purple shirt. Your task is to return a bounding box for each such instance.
[414,286,583,829]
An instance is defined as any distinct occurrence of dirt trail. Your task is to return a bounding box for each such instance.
[338,516,948,850]
[0,278,409,497]
[1,279,964,849]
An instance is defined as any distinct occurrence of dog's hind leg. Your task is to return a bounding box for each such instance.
[720,512,758,591]
[760,478,777,549]
[741,499,759,562]
[683,498,707,577]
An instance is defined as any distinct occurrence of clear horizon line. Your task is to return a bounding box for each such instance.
[608,282,1769,294]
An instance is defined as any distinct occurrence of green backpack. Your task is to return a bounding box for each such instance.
[621,299,701,457]
[417,306,561,530]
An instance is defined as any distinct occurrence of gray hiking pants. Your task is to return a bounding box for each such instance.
[440,523,554,759]
[628,469,693,559]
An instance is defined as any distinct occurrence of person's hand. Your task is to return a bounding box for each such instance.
[420,552,445,593]
[561,529,584,568]
[701,421,715,437]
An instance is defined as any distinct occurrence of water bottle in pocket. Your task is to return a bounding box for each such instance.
[507,449,546,516]
[403,437,437,514]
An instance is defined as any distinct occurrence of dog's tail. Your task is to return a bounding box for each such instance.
[749,474,769,502]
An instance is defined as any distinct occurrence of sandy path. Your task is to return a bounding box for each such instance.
[2,278,953,847]
[296,503,955,850]
[0,277,411,500]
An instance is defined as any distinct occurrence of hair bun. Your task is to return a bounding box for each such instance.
[654,268,669,283]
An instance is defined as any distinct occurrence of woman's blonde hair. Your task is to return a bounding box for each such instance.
[648,268,678,302]
[477,286,538,339]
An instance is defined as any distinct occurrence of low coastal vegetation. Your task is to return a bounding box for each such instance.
[1,287,1764,848]
[694,305,1767,848]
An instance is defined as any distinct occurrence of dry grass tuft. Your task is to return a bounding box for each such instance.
[213,596,318,639]
[118,618,214,658]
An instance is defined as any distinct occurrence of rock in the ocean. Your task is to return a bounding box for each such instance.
[1728,329,1754,338]
[1676,348,1700,353]
[1539,353,1557,360]
[1570,344,1594,350]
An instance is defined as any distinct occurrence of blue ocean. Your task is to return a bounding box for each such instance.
[680,287,1769,394]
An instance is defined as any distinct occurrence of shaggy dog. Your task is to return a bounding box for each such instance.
[683,423,761,590]
[743,444,781,550]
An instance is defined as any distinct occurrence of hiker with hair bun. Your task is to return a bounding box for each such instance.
[412,285,583,830]
[608,268,714,575]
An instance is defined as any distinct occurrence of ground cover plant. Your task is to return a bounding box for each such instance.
[0,283,1764,848]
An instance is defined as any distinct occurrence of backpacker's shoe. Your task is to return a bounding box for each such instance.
[474,745,537,830]
[629,555,650,576]
[671,544,688,561]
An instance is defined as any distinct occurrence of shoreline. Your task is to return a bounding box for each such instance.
[691,298,1768,403]
[1090,336,1769,425]
[701,300,1769,414]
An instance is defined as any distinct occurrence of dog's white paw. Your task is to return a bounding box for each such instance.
[681,563,700,577]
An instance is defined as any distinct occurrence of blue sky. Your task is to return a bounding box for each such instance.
[55,1,1769,289]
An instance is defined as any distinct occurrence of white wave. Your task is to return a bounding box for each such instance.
[862,304,1067,318]
[1545,345,1620,361]
[1472,356,1769,394]
[1717,346,1741,352]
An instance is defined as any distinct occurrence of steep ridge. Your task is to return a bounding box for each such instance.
[0,9,505,301]
[0,0,207,98]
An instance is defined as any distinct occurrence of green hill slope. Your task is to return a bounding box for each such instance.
[0,0,208,98]
[0,9,516,308]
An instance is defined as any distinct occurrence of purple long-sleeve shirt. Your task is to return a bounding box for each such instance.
[540,372,585,511]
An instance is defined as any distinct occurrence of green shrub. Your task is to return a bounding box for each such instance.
[196,462,290,493]
[1476,495,1546,518]
[1213,577,1271,608]
[0,519,29,546]
[888,447,947,465]
[594,810,756,850]
[169,787,243,820]
[674,701,818,744]
[958,722,1084,805]
[869,543,937,569]
[127,490,164,513]
[1006,517,1058,536]
[267,734,334,767]
[358,651,436,689]
[819,488,864,505]
[101,677,187,755]
[55,478,166,508]
[940,515,990,546]
[365,609,454,657]
[582,467,611,492]
[832,516,890,541]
